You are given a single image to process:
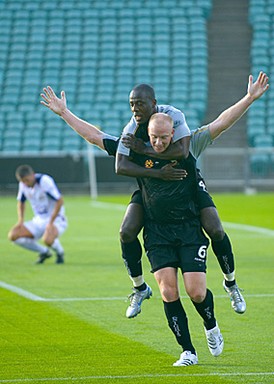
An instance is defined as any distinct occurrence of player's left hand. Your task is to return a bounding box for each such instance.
[121,134,146,154]
[248,71,269,100]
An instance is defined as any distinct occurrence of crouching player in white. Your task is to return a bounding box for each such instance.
[8,164,67,264]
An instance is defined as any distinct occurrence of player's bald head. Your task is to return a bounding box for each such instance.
[148,113,173,133]
[130,84,156,100]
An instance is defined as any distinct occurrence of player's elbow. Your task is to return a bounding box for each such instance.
[115,155,129,175]
[115,163,127,175]
[180,148,189,159]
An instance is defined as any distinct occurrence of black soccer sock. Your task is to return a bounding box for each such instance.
[224,279,236,288]
[121,239,143,278]
[211,233,235,276]
[164,299,196,354]
[192,289,216,330]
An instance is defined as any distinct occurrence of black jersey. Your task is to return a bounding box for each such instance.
[133,152,199,224]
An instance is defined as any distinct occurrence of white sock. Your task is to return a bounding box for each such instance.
[51,238,64,255]
[224,271,235,282]
[130,275,145,288]
[14,238,48,254]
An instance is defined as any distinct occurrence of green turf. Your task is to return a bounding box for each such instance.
[0,193,273,383]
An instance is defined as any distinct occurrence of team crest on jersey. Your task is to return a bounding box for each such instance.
[145,159,154,168]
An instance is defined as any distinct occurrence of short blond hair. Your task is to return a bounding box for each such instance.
[149,112,173,126]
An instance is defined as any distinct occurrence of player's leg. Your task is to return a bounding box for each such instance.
[146,232,197,367]
[197,178,246,314]
[42,217,67,264]
[181,238,224,358]
[8,220,51,262]
[154,266,198,366]
[120,190,152,318]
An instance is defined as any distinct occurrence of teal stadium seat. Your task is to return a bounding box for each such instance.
[250,153,270,177]
[2,138,21,153]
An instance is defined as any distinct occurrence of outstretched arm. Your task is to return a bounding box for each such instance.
[40,86,106,150]
[208,71,269,140]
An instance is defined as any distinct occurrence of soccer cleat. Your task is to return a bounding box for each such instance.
[173,350,198,367]
[204,323,224,357]
[126,285,152,318]
[56,253,64,264]
[36,250,52,264]
[223,281,246,314]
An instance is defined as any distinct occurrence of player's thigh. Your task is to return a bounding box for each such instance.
[183,272,207,302]
[154,267,179,301]
[8,223,34,240]
[43,224,58,244]
[200,206,224,240]
[43,217,67,244]
[120,193,144,240]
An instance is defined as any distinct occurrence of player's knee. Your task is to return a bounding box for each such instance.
[206,226,225,242]
[120,225,137,243]
[42,236,53,247]
[8,230,17,241]
[187,288,206,303]
[161,286,179,302]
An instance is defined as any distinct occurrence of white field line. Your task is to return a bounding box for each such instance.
[0,280,274,302]
[0,371,273,383]
[0,281,45,301]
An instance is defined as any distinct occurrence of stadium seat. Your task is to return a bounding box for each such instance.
[253,134,273,148]
[250,153,270,177]
[2,138,21,152]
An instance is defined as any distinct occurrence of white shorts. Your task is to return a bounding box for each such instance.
[24,215,68,239]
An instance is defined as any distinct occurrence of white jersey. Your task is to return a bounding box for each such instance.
[17,173,65,219]
[117,104,190,156]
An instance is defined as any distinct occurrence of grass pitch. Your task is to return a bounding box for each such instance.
[0,193,273,383]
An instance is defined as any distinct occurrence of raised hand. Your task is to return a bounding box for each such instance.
[248,71,269,101]
[40,86,67,116]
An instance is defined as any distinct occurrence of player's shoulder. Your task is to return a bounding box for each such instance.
[38,173,55,187]
[157,104,183,115]
[123,115,137,132]
[191,124,210,138]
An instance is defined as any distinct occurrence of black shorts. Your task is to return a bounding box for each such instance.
[143,219,209,273]
[196,171,216,210]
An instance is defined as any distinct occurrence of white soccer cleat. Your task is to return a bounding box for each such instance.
[173,350,198,367]
[126,285,152,318]
[223,281,246,314]
[204,323,224,357]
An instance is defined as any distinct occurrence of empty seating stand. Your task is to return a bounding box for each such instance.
[0,0,212,154]
[248,0,274,177]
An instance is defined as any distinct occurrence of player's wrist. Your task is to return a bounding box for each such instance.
[60,107,69,118]
[246,92,256,104]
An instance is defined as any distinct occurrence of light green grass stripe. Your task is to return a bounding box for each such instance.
[90,201,274,236]
[0,372,273,382]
